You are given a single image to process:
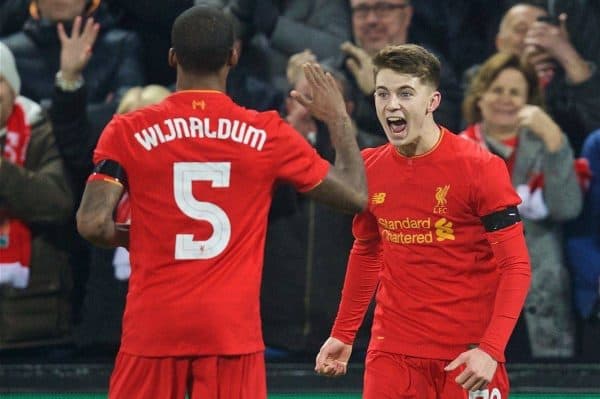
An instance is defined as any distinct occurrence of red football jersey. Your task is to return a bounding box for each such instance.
[331,128,525,361]
[93,91,330,356]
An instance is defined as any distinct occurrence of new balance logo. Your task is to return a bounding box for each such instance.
[372,192,386,205]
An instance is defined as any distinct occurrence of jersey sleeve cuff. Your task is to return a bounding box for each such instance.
[478,342,505,363]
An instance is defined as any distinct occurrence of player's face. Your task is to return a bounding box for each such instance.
[36,0,86,22]
[477,67,528,131]
[496,5,547,56]
[374,68,439,149]
[350,0,413,56]
[0,76,16,129]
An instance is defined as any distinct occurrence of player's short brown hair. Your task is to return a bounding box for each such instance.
[462,52,544,124]
[372,44,441,89]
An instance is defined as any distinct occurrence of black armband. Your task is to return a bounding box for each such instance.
[93,159,128,188]
[481,206,521,232]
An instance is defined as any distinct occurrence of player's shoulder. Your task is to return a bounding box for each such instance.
[361,144,391,168]
[447,129,499,165]
[251,109,285,128]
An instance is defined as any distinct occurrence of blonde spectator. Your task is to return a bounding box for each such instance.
[116,85,171,114]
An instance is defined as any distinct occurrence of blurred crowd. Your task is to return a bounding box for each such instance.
[0,0,599,363]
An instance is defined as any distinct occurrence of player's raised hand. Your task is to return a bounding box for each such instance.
[290,63,348,124]
[315,337,352,378]
[444,348,498,392]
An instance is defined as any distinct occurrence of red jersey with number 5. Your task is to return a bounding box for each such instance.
[93,91,330,356]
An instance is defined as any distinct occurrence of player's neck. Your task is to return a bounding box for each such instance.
[396,119,441,157]
[176,71,227,93]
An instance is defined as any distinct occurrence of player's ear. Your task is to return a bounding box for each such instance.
[228,42,240,67]
[168,48,177,69]
[426,91,441,114]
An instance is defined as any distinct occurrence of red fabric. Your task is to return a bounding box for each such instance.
[0,102,31,288]
[363,350,510,399]
[92,90,330,356]
[479,223,531,361]
[331,129,529,362]
[109,351,266,399]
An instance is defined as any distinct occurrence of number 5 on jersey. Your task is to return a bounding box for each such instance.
[174,162,232,259]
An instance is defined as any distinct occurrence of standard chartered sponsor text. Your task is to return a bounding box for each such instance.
[379,217,433,244]
[133,117,266,151]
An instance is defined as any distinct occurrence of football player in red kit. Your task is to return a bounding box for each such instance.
[76,6,367,399]
[315,44,531,399]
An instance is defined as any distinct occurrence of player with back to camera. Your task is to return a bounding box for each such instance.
[315,44,532,399]
[76,6,367,399]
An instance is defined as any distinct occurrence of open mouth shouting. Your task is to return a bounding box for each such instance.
[386,116,408,139]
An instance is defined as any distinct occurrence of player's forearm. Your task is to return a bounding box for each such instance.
[479,223,531,362]
[331,238,381,344]
[326,115,367,211]
[77,212,129,248]
[77,180,128,248]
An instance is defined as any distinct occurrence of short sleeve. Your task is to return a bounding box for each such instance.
[473,154,521,217]
[270,117,330,192]
[93,116,127,167]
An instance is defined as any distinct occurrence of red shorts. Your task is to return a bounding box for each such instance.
[363,350,509,399]
[108,350,266,399]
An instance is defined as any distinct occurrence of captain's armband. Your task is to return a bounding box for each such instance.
[88,160,128,189]
[481,206,521,232]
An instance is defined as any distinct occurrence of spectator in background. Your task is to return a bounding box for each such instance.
[226,0,352,92]
[522,1,600,155]
[261,65,377,362]
[565,129,600,360]
[464,2,600,154]
[462,52,582,358]
[325,0,462,134]
[1,0,144,133]
[0,42,74,349]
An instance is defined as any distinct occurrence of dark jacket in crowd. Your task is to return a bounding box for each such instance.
[544,0,600,154]
[227,0,352,92]
[0,0,29,37]
[261,124,374,357]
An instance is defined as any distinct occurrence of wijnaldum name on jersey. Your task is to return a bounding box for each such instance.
[133,117,267,151]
